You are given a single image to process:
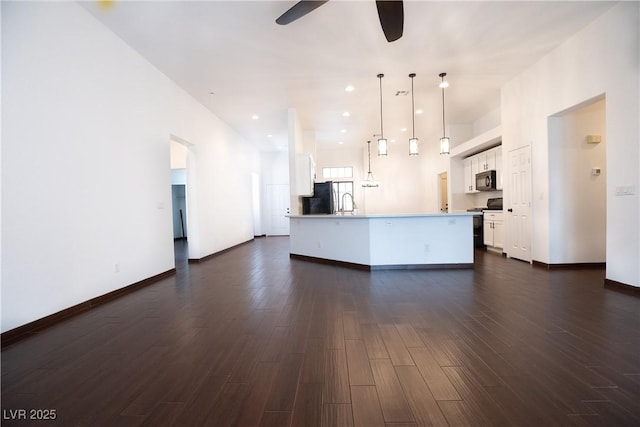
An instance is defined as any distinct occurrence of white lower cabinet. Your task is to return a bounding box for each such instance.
[483,211,504,249]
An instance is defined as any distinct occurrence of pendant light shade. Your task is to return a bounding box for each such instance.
[376,74,388,156]
[362,140,379,187]
[408,73,419,156]
[439,136,450,155]
[439,72,450,155]
[409,138,419,155]
[378,138,388,156]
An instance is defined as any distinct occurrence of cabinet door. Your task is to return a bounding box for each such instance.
[485,149,497,171]
[495,147,503,190]
[476,152,487,171]
[464,158,474,193]
[470,157,480,192]
[493,220,504,249]
[483,220,493,246]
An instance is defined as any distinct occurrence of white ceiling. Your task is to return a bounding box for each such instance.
[81,0,615,152]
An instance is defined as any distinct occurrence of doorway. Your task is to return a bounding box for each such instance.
[548,96,606,264]
[170,137,191,262]
[438,172,448,213]
[171,185,187,240]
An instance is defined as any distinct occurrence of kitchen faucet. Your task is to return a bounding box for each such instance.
[341,192,358,215]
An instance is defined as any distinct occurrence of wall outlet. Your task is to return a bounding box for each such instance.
[615,185,636,196]
[115,263,120,273]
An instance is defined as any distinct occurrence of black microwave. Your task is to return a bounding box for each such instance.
[476,170,497,191]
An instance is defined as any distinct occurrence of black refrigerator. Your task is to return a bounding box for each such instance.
[302,181,334,215]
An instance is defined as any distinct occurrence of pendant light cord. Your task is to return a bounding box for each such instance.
[441,86,446,138]
[440,73,446,138]
[367,141,372,172]
[410,73,416,139]
[378,74,384,138]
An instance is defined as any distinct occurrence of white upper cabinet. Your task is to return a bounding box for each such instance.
[463,145,502,193]
[464,156,480,193]
[476,146,500,172]
[495,146,503,190]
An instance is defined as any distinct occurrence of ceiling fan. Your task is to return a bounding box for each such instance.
[276,0,404,42]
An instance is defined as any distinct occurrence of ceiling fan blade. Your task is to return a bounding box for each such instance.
[276,1,329,25]
[376,0,404,42]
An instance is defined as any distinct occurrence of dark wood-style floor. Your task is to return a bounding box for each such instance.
[2,237,639,426]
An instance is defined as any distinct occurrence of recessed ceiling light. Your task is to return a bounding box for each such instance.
[400,127,407,132]
[251,114,259,120]
[342,111,350,117]
[345,85,355,92]
[390,139,396,143]
[415,109,424,115]
[267,134,273,138]
[338,141,344,145]
[340,129,347,133]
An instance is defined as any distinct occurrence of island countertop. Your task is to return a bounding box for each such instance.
[287,211,480,219]
[287,212,479,270]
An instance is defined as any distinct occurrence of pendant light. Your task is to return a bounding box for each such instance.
[408,73,419,156]
[362,140,379,187]
[376,73,388,156]
[439,72,450,155]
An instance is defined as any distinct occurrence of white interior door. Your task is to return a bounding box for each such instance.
[267,184,290,236]
[507,146,532,262]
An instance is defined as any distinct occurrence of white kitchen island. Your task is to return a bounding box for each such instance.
[288,212,480,270]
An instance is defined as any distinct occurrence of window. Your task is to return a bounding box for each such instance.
[322,167,355,212]
[333,181,354,212]
[322,167,353,180]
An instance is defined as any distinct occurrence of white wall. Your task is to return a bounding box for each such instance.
[170,140,187,169]
[502,3,639,286]
[366,146,428,214]
[549,98,606,263]
[1,2,259,332]
[185,124,257,258]
[288,108,304,214]
[314,132,448,215]
[473,108,501,136]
